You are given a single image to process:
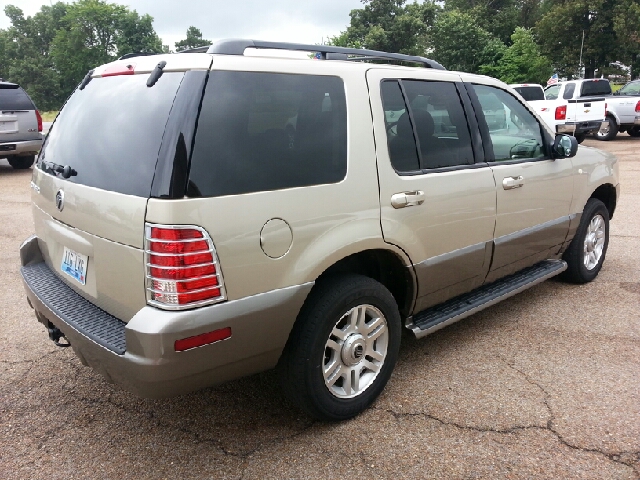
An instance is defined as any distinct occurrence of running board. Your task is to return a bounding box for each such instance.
[407,259,567,339]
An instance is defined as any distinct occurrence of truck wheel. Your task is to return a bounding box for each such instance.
[595,117,618,141]
[628,126,640,137]
[574,133,586,144]
[561,198,609,284]
[278,274,401,421]
[7,155,35,169]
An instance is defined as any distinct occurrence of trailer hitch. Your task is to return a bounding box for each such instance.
[46,321,70,348]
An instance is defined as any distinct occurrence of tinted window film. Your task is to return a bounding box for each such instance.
[188,72,347,197]
[515,86,544,101]
[580,79,611,96]
[380,80,419,172]
[381,80,474,171]
[563,82,576,99]
[472,84,547,162]
[0,86,35,110]
[37,72,183,197]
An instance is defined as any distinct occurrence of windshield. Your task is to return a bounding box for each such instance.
[37,72,184,197]
[619,81,640,96]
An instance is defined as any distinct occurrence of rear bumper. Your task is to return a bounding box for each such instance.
[20,235,311,398]
[0,138,42,156]
[557,120,605,135]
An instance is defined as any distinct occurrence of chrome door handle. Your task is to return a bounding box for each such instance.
[502,176,524,190]
[391,191,425,209]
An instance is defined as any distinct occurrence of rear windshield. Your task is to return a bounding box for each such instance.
[514,86,544,101]
[0,85,35,110]
[580,80,611,97]
[187,71,347,197]
[37,72,183,197]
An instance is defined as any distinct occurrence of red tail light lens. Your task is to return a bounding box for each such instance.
[635,100,640,113]
[555,105,567,121]
[145,224,226,310]
[101,63,136,77]
[35,110,43,132]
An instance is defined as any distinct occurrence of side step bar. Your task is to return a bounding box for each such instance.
[407,259,567,339]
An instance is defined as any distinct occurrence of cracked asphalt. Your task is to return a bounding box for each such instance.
[1,137,638,479]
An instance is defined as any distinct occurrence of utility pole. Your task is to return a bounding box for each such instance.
[579,30,585,78]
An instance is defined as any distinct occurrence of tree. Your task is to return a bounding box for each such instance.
[50,0,162,97]
[175,26,210,51]
[327,0,439,56]
[613,0,640,78]
[480,27,552,83]
[431,9,504,73]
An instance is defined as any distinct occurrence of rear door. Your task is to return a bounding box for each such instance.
[0,84,39,144]
[465,80,573,282]
[367,69,496,312]
[31,57,210,321]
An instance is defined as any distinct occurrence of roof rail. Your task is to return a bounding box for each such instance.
[118,52,156,60]
[177,46,210,54]
[204,39,446,70]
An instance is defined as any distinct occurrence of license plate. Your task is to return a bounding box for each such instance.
[61,247,88,285]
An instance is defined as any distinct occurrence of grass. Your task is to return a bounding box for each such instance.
[40,111,58,122]
[611,84,623,93]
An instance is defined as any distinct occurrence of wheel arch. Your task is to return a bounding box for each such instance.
[590,183,617,220]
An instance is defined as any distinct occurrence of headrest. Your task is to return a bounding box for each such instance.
[395,110,435,142]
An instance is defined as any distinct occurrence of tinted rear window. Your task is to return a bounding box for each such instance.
[580,80,611,96]
[37,73,183,197]
[187,71,347,197]
[0,85,35,110]
[514,86,544,101]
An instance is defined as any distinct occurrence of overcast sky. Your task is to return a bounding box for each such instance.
[0,0,365,49]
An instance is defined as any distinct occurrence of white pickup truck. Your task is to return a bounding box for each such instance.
[510,82,606,143]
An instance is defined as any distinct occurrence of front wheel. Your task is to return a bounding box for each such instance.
[595,117,618,141]
[628,126,640,137]
[561,198,609,283]
[278,275,401,421]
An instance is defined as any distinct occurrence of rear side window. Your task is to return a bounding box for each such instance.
[187,72,347,197]
[563,83,576,99]
[580,80,611,96]
[38,72,184,197]
[514,86,544,101]
[381,79,474,172]
[0,85,35,110]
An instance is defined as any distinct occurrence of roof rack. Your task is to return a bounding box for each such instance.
[177,46,210,54]
[118,52,156,60]
[196,39,445,70]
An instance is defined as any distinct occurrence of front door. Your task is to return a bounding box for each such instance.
[465,81,574,282]
[367,69,497,312]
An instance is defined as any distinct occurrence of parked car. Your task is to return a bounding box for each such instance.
[510,83,545,101]
[610,79,640,137]
[20,40,619,421]
[0,81,43,169]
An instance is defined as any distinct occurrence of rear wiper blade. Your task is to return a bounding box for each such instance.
[42,161,77,179]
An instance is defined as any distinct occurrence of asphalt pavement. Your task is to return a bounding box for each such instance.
[0,138,638,479]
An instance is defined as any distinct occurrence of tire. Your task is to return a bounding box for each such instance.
[561,198,609,284]
[575,133,586,144]
[628,126,640,137]
[7,155,35,169]
[595,117,618,141]
[278,274,401,421]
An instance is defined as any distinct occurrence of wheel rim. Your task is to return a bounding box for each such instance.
[583,214,606,270]
[597,119,610,137]
[323,304,389,399]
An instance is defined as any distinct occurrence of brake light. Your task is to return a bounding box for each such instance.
[636,100,640,113]
[555,105,567,121]
[145,224,226,309]
[101,63,136,77]
[35,110,42,132]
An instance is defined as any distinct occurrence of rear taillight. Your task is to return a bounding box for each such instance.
[635,100,640,113]
[35,110,42,132]
[145,224,226,310]
[555,105,567,121]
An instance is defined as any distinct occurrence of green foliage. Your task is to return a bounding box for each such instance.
[1,0,163,110]
[175,26,210,51]
[480,27,552,83]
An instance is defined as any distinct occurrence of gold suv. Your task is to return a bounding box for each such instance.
[20,40,619,420]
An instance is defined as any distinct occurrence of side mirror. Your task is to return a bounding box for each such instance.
[553,134,578,158]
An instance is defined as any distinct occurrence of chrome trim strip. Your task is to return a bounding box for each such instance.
[408,260,567,339]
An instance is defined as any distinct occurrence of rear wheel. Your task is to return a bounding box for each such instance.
[7,155,35,169]
[278,274,401,421]
[628,126,640,137]
[561,198,609,283]
[574,133,586,144]
[595,117,618,141]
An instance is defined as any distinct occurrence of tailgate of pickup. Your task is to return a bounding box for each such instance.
[568,97,606,123]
